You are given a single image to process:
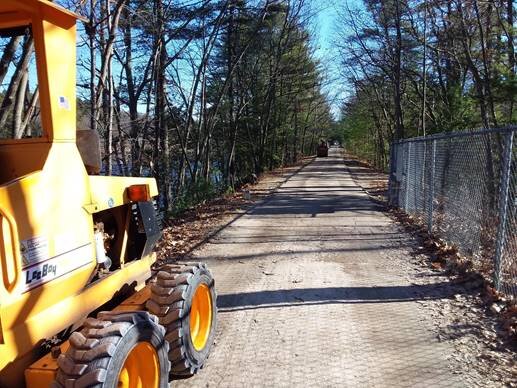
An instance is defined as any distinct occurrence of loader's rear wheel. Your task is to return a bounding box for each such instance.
[54,311,170,388]
[146,263,217,377]
[190,283,213,351]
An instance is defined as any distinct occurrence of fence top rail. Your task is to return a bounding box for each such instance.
[392,125,517,145]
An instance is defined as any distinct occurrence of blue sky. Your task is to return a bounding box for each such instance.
[0,0,360,120]
[313,0,338,58]
[310,0,364,118]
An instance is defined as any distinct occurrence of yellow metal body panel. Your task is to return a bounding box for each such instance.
[0,1,161,386]
[87,177,158,213]
[25,355,59,388]
[0,142,159,384]
[24,342,68,388]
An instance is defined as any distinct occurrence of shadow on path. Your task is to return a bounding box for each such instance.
[217,283,465,312]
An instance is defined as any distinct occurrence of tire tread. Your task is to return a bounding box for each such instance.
[54,311,169,388]
[146,262,217,377]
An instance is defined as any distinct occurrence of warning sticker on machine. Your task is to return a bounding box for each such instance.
[20,236,49,267]
[21,244,92,293]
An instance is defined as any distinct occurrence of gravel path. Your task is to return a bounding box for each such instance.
[176,148,469,387]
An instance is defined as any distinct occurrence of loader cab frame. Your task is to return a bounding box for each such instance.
[0,0,82,145]
[0,0,88,185]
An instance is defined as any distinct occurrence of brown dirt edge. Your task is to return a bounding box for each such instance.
[343,154,389,203]
[344,153,517,348]
[153,156,316,265]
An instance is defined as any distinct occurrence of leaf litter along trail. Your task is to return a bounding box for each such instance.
[162,148,514,387]
[344,154,516,387]
[154,158,314,264]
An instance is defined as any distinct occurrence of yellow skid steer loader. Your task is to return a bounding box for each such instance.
[0,1,217,387]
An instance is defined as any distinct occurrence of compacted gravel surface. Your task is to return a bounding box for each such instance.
[175,148,511,388]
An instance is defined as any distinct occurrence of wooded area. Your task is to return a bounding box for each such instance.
[337,0,516,170]
[1,0,515,208]
[0,0,332,213]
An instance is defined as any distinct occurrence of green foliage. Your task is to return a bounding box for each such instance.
[337,97,384,168]
[207,1,333,186]
[170,178,221,217]
[336,0,516,169]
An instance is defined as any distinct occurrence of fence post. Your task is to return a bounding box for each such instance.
[388,143,395,206]
[405,141,412,212]
[427,140,436,233]
[494,131,514,291]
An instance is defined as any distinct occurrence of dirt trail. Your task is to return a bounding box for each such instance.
[176,148,467,387]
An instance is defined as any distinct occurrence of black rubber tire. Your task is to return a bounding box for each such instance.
[53,311,170,388]
[146,262,217,377]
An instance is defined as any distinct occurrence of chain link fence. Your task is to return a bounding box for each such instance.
[388,127,516,299]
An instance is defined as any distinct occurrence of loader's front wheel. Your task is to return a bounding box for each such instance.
[146,263,217,377]
[54,311,170,388]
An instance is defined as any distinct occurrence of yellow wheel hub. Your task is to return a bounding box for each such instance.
[118,342,159,388]
[190,284,213,351]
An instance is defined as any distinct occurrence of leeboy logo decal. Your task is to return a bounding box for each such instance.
[25,263,57,285]
[21,243,92,293]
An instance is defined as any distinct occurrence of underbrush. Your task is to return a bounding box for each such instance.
[170,178,222,217]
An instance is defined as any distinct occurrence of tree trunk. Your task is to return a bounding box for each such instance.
[0,36,22,86]
[507,0,515,121]
[393,0,405,140]
[0,37,34,130]
[88,0,97,134]
[20,87,39,137]
[13,68,28,138]
[154,0,172,211]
